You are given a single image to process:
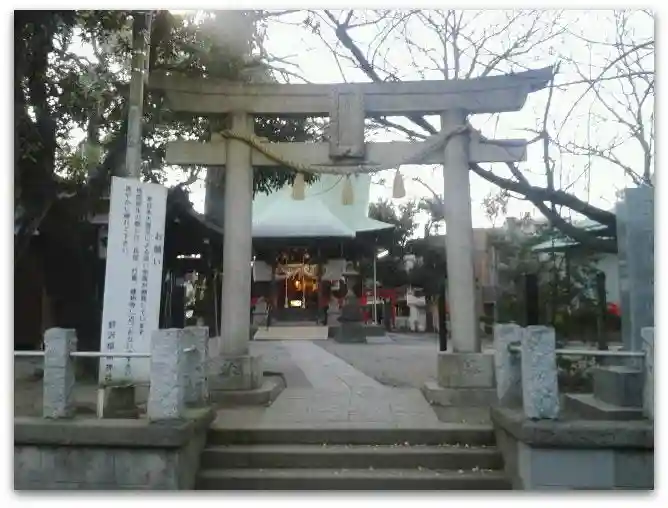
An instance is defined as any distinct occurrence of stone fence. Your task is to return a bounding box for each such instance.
[492,323,654,421]
[491,323,654,490]
[21,326,210,420]
[14,327,214,490]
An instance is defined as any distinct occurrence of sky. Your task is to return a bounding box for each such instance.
[87,9,653,234]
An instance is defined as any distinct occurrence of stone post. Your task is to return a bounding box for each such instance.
[426,110,496,407]
[209,110,263,392]
[183,326,209,407]
[618,187,654,354]
[521,325,559,419]
[493,324,522,407]
[641,327,654,420]
[42,328,77,419]
[219,111,254,358]
[147,329,185,420]
[441,109,477,352]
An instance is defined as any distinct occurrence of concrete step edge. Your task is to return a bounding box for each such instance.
[197,468,508,480]
[564,393,644,421]
[202,444,500,455]
[207,425,495,446]
[200,444,505,471]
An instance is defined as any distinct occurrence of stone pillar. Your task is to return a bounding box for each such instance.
[426,110,496,406]
[209,110,263,392]
[615,198,632,351]
[441,109,478,353]
[521,325,559,419]
[493,323,522,407]
[622,187,654,353]
[183,326,209,407]
[219,111,254,358]
[42,328,77,419]
[147,329,185,420]
[641,327,654,420]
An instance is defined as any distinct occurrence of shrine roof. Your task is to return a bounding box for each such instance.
[252,174,394,239]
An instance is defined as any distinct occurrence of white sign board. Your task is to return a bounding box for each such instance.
[99,177,167,385]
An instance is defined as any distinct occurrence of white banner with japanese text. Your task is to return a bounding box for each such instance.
[98,177,167,385]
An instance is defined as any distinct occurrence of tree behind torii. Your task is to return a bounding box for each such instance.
[275,9,654,253]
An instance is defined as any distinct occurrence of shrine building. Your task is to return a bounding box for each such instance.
[248,173,394,325]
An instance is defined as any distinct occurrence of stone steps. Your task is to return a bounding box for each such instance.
[563,393,644,421]
[196,467,510,490]
[563,365,646,421]
[206,426,496,446]
[593,366,643,408]
[196,426,509,490]
[254,326,329,341]
[201,444,504,470]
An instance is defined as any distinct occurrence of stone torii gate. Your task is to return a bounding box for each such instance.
[150,65,553,399]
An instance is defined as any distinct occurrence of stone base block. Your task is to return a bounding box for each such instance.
[437,352,495,389]
[564,394,644,421]
[491,406,654,490]
[593,366,643,408]
[335,323,367,343]
[15,408,214,490]
[422,381,497,407]
[208,354,263,391]
[210,375,285,407]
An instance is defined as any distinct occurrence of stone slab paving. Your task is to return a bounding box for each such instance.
[283,341,383,391]
[251,340,312,388]
[213,341,444,429]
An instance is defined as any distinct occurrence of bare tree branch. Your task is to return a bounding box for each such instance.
[304,9,652,251]
[469,162,616,230]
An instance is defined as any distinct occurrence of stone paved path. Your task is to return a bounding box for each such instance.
[213,341,444,429]
[282,341,382,390]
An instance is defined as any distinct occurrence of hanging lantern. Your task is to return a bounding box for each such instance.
[292,172,306,200]
[341,174,354,206]
[392,168,406,199]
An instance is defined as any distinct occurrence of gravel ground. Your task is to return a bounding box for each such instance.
[315,333,495,389]
[315,335,441,389]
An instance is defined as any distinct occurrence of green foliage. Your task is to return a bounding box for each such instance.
[491,224,605,337]
[13,10,316,352]
[416,196,444,235]
[16,10,316,215]
[406,243,447,297]
[368,199,419,254]
[358,199,420,290]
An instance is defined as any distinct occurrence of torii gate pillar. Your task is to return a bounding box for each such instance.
[206,11,264,393]
[423,109,498,408]
[207,110,262,392]
[441,109,479,353]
